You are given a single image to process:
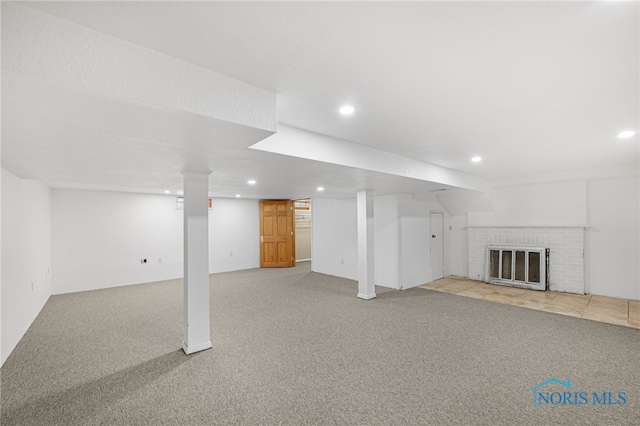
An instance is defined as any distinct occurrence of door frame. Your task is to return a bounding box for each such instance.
[429,210,445,281]
[259,200,295,268]
[293,198,312,263]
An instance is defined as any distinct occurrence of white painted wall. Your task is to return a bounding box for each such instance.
[399,196,449,288]
[311,198,358,280]
[52,190,183,294]
[456,177,639,300]
[374,195,400,289]
[208,198,260,273]
[312,195,450,289]
[1,170,52,366]
[450,215,468,277]
[52,190,260,294]
[1,151,3,366]
[468,181,587,226]
[400,215,430,288]
[587,177,639,300]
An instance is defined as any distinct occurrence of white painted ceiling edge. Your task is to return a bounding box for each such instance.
[488,163,640,188]
[1,2,276,132]
[1,1,638,208]
[251,124,489,193]
[1,2,491,205]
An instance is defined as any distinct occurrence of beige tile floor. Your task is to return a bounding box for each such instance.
[420,277,640,329]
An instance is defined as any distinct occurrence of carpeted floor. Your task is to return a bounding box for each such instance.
[2,263,639,425]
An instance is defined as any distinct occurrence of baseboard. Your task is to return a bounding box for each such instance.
[182,340,212,355]
[357,293,377,300]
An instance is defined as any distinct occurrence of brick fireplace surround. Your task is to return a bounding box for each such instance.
[467,226,587,294]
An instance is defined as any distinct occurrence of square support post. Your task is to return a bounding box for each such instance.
[357,190,376,300]
[182,171,212,354]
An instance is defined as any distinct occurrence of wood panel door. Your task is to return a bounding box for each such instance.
[260,200,295,268]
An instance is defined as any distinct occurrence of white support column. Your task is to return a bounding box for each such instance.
[182,171,212,354]
[357,190,376,300]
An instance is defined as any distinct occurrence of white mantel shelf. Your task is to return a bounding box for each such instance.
[464,224,591,229]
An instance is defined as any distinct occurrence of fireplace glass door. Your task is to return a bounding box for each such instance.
[487,246,548,290]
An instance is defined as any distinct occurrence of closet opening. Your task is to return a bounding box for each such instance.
[294,199,312,263]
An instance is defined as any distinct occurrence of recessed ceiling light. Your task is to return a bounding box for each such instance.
[339,105,355,115]
[164,190,171,194]
[617,130,636,139]
[247,179,256,185]
[471,156,482,163]
[235,194,241,198]
[317,186,325,191]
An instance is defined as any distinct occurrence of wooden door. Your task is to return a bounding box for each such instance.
[260,200,295,267]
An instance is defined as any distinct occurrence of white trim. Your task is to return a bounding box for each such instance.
[465,224,590,229]
[357,293,377,300]
[486,245,548,291]
[182,340,212,355]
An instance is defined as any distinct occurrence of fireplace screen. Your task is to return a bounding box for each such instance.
[487,246,549,290]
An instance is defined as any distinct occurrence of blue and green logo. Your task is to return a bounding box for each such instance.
[527,378,627,408]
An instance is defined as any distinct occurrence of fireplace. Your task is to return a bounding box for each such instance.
[486,245,549,291]
[467,226,585,294]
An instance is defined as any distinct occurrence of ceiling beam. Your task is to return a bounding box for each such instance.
[251,124,490,193]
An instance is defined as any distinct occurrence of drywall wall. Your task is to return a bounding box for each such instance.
[208,198,260,273]
[311,198,358,280]
[374,196,400,289]
[399,196,449,288]
[312,195,450,290]
[455,177,639,300]
[468,181,587,226]
[0,157,3,366]
[52,190,260,294]
[450,215,468,277]
[1,169,52,366]
[52,190,184,294]
[587,177,639,300]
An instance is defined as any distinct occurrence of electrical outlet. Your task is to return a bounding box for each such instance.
[157,258,162,263]
[340,259,344,265]
[229,252,233,257]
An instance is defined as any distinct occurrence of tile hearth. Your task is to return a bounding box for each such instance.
[420,277,639,329]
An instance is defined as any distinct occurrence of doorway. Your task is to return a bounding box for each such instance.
[294,199,312,262]
[430,211,444,281]
[259,200,295,267]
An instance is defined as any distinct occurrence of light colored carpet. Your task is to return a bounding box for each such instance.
[2,263,639,425]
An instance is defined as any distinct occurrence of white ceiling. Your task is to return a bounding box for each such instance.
[2,1,638,200]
